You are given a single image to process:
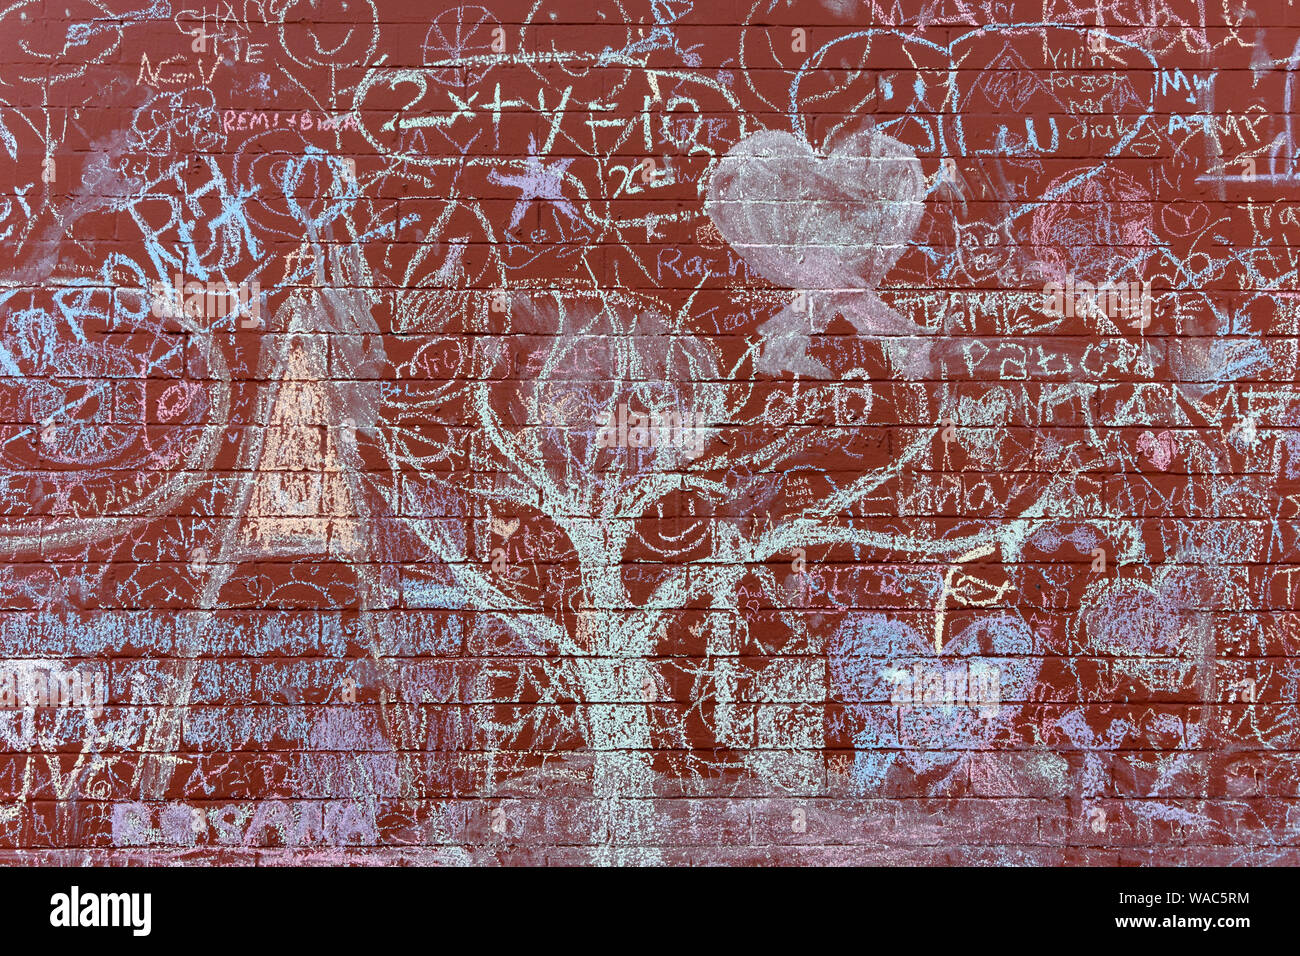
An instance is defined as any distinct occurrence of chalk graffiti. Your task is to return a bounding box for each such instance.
[0,0,1295,865]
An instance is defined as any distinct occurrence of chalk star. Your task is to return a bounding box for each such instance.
[488,134,580,233]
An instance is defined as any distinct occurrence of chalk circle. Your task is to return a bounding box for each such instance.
[277,0,379,70]
[9,0,121,84]
[521,0,636,95]
[421,5,503,86]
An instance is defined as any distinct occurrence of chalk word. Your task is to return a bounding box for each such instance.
[222,110,359,134]
[111,800,377,847]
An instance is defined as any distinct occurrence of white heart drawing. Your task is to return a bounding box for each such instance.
[705,125,927,376]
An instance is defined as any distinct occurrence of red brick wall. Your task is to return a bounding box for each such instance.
[0,0,1296,864]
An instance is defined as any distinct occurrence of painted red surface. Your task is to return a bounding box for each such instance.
[0,0,1296,864]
